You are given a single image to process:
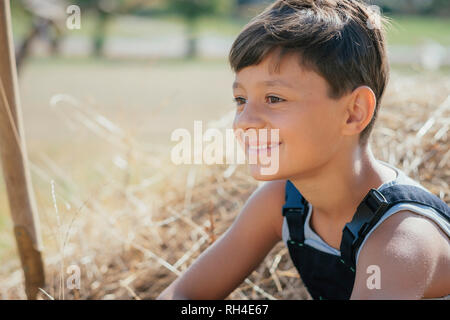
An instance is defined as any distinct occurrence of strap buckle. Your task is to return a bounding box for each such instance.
[364,188,389,215]
[282,206,304,217]
[282,193,308,216]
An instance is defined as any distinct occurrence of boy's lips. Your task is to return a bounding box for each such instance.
[245,142,282,156]
[247,142,281,149]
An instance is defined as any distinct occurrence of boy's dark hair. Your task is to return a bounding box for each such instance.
[229,0,389,146]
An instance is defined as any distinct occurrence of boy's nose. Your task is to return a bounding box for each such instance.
[233,103,266,131]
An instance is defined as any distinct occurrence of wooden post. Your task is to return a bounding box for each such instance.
[0,0,45,299]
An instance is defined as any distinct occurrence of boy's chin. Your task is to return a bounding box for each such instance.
[247,164,281,181]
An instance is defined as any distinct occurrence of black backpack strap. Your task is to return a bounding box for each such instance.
[283,180,309,243]
[340,184,450,269]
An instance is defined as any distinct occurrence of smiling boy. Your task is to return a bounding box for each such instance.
[158,0,450,300]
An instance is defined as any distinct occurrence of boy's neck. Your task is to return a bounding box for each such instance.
[289,142,397,222]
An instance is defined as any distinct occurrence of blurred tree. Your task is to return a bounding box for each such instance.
[427,0,450,16]
[72,0,147,57]
[373,0,450,16]
[13,0,148,65]
[166,0,236,58]
[13,0,66,72]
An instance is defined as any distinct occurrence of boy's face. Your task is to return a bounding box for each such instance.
[232,49,350,180]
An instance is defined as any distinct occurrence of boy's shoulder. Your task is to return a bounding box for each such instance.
[364,209,448,251]
[248,180,288,240]
[353,209,450,298]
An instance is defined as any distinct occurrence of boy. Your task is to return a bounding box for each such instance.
[158,0,450,300]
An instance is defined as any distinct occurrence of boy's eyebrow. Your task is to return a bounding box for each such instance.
[232,79,294,89]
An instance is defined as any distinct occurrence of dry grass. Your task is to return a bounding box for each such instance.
[0,69,448,300]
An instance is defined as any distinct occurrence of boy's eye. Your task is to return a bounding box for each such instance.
[233,97,246,106]
[266,96,284,104]
[233,96,285,107]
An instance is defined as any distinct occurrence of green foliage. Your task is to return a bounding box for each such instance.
[166,0,236,20]
[70,0,135,13]
[373,0,450,16]
[70,0,101,11]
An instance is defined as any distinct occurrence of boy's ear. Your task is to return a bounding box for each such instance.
[341,86,376,137]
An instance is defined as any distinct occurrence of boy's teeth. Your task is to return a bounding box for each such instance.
[249,144,278,150]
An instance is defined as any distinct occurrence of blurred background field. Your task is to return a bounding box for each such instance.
[0,0,449,299]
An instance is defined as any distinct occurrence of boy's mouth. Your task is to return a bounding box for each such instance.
[246,142,282,157]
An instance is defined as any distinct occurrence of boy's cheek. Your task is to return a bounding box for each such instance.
[282,127,341,166]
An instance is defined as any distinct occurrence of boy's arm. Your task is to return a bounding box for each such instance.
[350,210,449,299]
[156,180,286,300]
